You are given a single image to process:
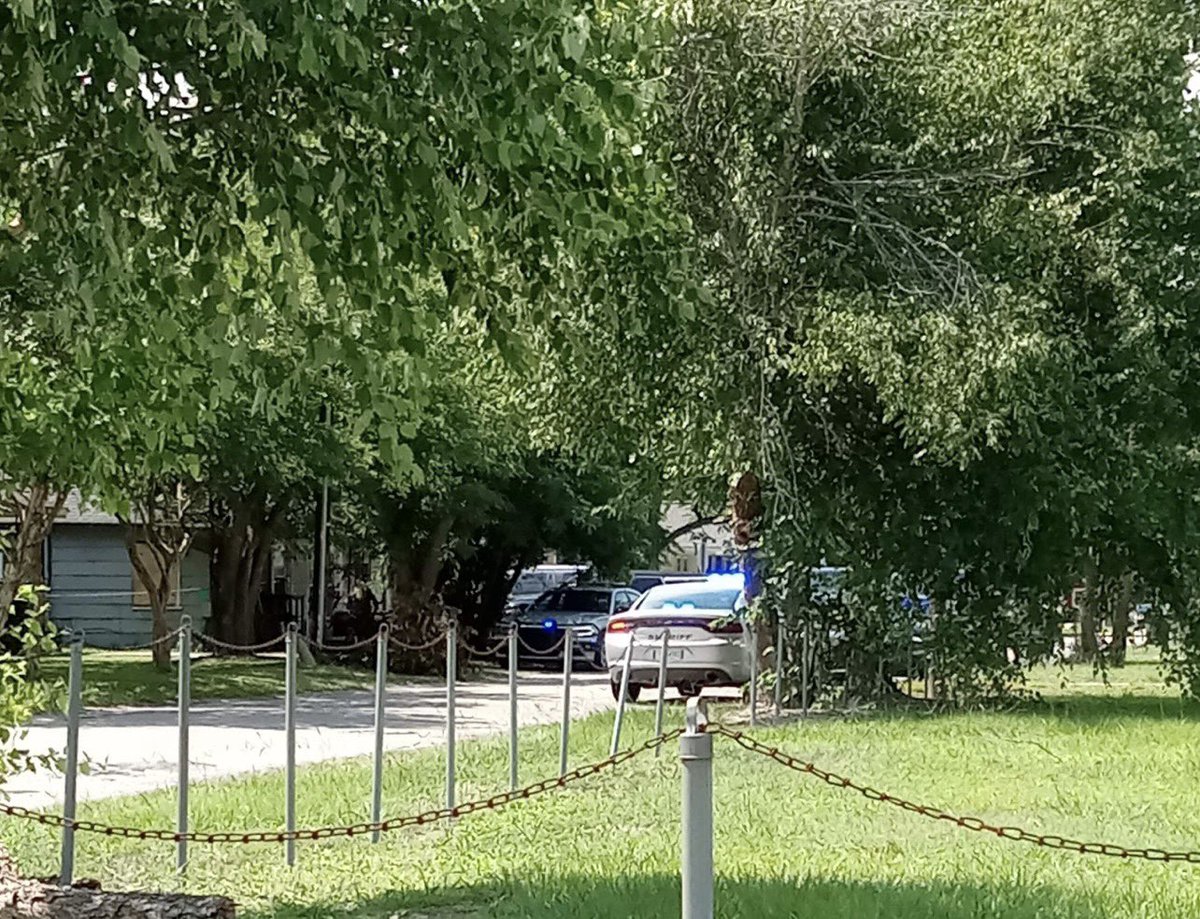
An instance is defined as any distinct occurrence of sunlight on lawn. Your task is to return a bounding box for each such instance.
[4,648,1197,919]
[37,650,373,710]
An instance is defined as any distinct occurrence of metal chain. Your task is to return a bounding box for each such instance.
[465,635,514,662]
[516,631,569,655]
[192,632,287,653]
[69,626,186,652]
[388,632,448,653]
[710,726,1200,864]
[0,729,683,844]
[307,629,384,653]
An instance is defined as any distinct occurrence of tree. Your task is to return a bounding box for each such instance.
[2,0,690,442]
[642,0,1200,699]
[120,482,195,669]
[3,0,694,648]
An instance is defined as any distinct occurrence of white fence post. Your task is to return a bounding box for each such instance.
[445,616,457,810]
[774,616,785,716]
[653,629,670,755]
[177,616,191,873]
[559,628,574,777]
[59,632,84,886]
[371,625,388,842]
[284,623,298,866]
[801,620,811,715]
[609,637,634,756]
[680,698,713,919]
[508,624,519,791]
[748,621,758,728]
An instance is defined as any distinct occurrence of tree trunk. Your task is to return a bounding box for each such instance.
[148,598,171,669]
[386,515,454,674]
[1109,570,1134,666]
[207,497,281,646]
[123,518,186,672]
[0,846,234,918]
[0,485,64,631]
[1077,554,1101,663]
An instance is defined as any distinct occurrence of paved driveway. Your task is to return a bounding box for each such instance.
[4,670,613,808]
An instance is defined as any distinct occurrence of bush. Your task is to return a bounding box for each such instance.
[0,586,62,784]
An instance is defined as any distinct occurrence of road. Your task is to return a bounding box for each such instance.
[4,670,613,809]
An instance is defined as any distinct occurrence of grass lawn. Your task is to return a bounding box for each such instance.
[3,651,1198,918]
[37,650,375,710]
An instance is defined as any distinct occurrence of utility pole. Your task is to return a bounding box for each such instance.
[311,404,330,647]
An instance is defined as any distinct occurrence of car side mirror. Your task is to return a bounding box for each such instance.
[614,602,631,614]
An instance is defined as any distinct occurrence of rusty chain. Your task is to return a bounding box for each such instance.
[464,635,514,663]
[710,725,1200,864]
[388,632,448,653]
[516,631,569,656]
[307,629,385,653]
[192,631,287,653]
[75,627,186,652]
[0,729,683,844]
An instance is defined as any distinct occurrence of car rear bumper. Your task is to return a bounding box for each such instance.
[606,635,751,687]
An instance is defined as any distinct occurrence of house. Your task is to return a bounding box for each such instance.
[2,492,212,647]
[659,504,737,574]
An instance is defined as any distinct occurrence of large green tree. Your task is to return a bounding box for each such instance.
[1,0,692,628]
[646,0,1200,698]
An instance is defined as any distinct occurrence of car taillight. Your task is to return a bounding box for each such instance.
[607,619,631,632]
[705,620,744,635]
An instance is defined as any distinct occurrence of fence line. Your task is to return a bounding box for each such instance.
[64,626,185,653]
[708,724,1200,863]
[15,715,1199,861]
[0,730,680,844]
[35,617,1200,915]
[193,631,287,653]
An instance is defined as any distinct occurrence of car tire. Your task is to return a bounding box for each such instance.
[610,678,642,703]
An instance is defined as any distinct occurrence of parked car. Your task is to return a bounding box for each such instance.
[628,570,706,594]
[604,575,751,701]
[517,584,639,669]
[506,564,591,615]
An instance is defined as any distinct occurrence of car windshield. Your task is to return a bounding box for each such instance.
[639,588,742,611]
[531,588,611,613]
[513,572,547,593]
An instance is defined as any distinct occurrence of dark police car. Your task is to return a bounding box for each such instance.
[516,584,639,669]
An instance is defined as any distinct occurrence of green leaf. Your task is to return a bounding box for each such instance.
[498,140,515,170]
[144,123,176,173]
[562,15,591,63]
[299,37,320,76]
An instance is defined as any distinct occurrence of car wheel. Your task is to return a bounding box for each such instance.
[610,678,642,703]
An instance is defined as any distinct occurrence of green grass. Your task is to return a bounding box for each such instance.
[37,650,374,710]
[3,651,1199,918]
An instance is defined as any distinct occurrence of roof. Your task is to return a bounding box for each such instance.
[59,490,120,525]
[0,489,119,526]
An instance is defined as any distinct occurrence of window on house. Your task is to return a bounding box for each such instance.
[131,543,181,609]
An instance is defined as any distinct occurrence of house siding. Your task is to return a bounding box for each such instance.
[48,525,211,647]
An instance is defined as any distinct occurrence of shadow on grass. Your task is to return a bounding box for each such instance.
[241,873,1110,919]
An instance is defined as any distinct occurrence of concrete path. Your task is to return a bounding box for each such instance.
[4,670,613,809]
